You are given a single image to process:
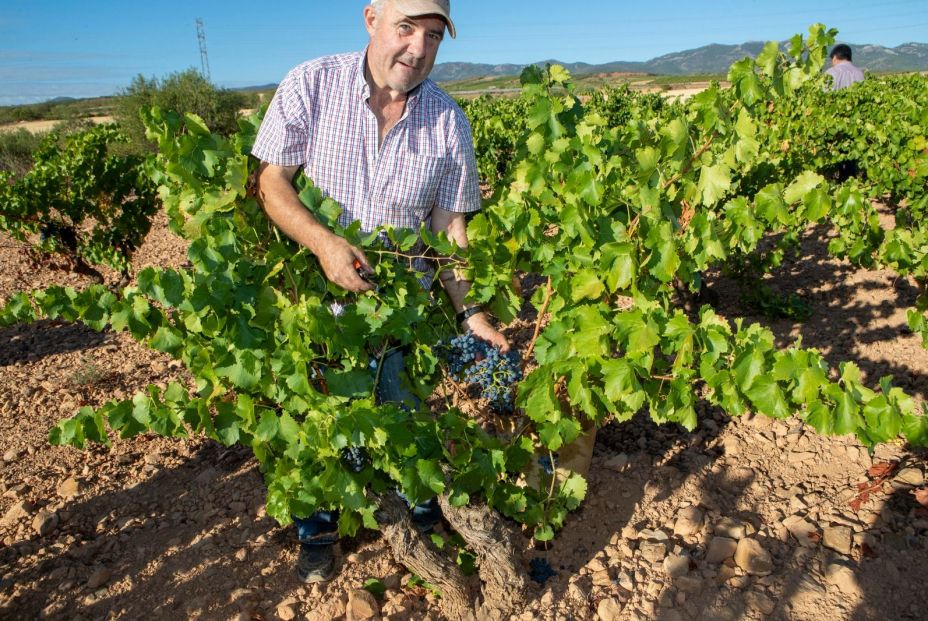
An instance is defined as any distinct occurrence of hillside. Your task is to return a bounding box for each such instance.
[430,41,928,82]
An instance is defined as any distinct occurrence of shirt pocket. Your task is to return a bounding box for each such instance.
[381,154,446,224]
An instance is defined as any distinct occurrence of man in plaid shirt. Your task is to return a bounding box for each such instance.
[252,0,508,582]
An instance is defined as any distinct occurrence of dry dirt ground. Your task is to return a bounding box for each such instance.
[0,208,927,621]
[0,117,115,135]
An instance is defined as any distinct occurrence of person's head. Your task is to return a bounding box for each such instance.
[830,44,853,65]
[364,0,455,94]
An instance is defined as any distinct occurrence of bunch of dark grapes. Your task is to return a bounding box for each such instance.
[528,557,557,584]
[443,333,480,377]
[538,454,555,475]
[440,332,522,412]
[340,446,369,473]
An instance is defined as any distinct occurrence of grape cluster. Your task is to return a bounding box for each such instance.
[538,454,555,475]
[440,332,522,412]
[340,446,369,473]
[528,557,556,584]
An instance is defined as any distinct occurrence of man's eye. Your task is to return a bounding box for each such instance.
[398,23,413,34]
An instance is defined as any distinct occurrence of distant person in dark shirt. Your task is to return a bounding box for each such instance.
[825,44,865,90]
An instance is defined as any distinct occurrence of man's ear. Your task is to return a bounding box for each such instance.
[363,5,378,37]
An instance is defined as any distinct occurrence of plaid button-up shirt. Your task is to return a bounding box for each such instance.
[252,50,481,234]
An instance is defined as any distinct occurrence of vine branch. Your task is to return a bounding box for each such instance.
[525,276,553,363]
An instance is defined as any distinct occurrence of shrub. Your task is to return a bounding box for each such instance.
[0,129,45,176]
[115,69,248,153]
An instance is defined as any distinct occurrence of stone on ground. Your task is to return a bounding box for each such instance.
[347,588,380,621]
[825,562,862,596]
[597,597,624,621]
[822,525,853,555]
[734,538,773,576]
[86,567,112,590]
[705,536,738,564]
[673,506,704,537]
[782,515,819,548]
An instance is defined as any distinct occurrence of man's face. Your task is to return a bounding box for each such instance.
[364,2,446,94]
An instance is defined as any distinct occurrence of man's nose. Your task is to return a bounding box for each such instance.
[406,30,428,58]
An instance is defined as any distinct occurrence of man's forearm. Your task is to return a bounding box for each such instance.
[430,208,479,313]
[255,163,334,254]
[434,238,509,350]
[437,268,476,314]
[255,162,373,292]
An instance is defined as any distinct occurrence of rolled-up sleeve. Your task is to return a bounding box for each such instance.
[436,108,482,214]
[251,67,311,166]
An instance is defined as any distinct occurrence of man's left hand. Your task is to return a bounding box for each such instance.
[463,312,509,352]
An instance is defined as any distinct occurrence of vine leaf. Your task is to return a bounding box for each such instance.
[697,164,731,205]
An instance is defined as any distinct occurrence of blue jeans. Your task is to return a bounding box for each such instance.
[294,347,440,546]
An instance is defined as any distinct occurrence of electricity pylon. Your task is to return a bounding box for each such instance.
[196,18,211,81]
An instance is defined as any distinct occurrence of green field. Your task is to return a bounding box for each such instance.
[440,71,728,96]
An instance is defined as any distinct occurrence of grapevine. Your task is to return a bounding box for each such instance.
[0,23,926,619]
[0,124,157,279]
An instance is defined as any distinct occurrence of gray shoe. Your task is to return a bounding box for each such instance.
[296,544,335,583]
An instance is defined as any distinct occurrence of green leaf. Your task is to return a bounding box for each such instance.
[614,311,660,357]
[794,366,826,404]
[214,406,241,446]
[805,401,833,435]
[734,109,759,164]
[534,525,555,541]
[149,325,183,355]
[570,270,604,302]
[661,119,688,150]
[184,113,211,136]
[729,58,764,106]
[255,412,280,442]
[520,368,560,423]
[416,459,446,494]
[756,41,781,76]
[526,132,545,155]
[602,359,639,402]
[733,350,764,392]
[538,418,581,452]
[697,164,731,206]
[635,147,659,174]
[902,415,928,447]
[802,187,831,222]
[557,474,588,510]
[325,368,374,398]
[278,412,300,444]
[744,376,789,419]
[645,221,680,283]
[862,395,902,444]
[215,350,262,390]
[601,242,636,292]
[755,184,788,225]
[784,171,824,205]
[832,389,863,436]
[362,578,387,600]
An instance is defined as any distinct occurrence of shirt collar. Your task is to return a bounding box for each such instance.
[356,46,424,115]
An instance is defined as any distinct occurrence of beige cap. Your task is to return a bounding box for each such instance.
[374,0,456,38]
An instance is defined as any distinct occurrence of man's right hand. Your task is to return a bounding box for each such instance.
[316,234,375,293]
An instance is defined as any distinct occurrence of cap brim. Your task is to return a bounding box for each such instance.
[392,0,456,38]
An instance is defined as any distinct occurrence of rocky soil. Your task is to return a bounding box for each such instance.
[0,211,926,621]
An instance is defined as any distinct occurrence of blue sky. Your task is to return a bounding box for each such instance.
[1,0,926,105]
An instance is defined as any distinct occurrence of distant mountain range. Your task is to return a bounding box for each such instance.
[430,41,928,82]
